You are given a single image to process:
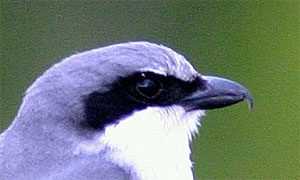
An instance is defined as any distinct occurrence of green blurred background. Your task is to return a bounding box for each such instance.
[1,1,299,179]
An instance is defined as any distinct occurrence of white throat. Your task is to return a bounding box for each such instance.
[77,106,204,180]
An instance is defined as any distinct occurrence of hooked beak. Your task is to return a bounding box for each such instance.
[181,76,253,110]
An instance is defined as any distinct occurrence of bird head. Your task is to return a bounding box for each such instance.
[2,41,253,180]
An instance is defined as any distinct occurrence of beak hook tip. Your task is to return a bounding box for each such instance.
[244,93,254,110]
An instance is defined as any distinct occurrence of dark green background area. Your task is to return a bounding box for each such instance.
[1,1,299,179]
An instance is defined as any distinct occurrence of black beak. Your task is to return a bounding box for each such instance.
[181,76,253,110]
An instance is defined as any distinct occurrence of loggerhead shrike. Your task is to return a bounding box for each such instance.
[0,42,253,180]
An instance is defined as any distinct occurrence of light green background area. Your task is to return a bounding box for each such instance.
[1,1,299,179]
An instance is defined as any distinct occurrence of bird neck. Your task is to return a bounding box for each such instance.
[76,106,204,180]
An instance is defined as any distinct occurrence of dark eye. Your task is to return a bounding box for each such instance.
[135,78,163,99]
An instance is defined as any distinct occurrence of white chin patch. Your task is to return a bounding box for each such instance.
[104,105,204,143]
[103,105,204,179]
[75,105,204,154]
[75,105,205,179]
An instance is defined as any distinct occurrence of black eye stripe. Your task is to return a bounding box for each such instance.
[83,71,205,130]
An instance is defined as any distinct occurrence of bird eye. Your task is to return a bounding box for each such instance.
[135,78,162,99]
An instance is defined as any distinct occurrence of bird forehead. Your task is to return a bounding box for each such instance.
[86,41,199,81]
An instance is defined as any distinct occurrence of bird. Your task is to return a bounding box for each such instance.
[0,41,253,180]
